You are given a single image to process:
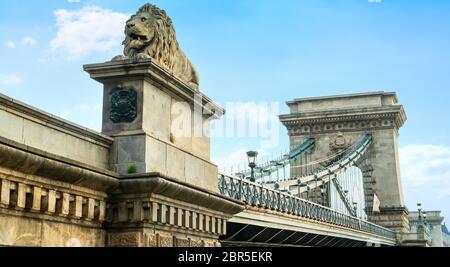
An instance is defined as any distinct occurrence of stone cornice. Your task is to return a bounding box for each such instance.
[116,173,244,216]
[280,105,407,131]
[0,93,113,147]
[0,136,119,192]
[286,91,397,105]
[83,59,225,119]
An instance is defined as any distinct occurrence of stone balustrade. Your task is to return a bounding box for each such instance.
[106,200,226,235]
[0,176,106,223]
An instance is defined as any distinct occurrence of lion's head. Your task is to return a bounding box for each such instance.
[118,3,200,91]
[123,4,178,69]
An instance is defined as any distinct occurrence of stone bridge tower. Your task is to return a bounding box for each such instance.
[280,92,409,235]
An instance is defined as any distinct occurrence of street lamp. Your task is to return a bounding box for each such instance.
[417,203,426,240]
[417,203,423,220]
[246,151,258,182]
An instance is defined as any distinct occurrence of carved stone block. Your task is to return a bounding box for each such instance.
[174,237,190,247]
[108,232,140,247]
[158,234,173,247]
[190,239,203,247]
[145,233,158,247]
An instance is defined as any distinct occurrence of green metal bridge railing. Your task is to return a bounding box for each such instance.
[218,134,396,240]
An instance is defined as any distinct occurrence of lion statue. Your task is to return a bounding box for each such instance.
[113,4,200,91]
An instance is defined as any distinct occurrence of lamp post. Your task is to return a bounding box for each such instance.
[417,203,425,240]
[417,203,423,220]
[246,151,258,182]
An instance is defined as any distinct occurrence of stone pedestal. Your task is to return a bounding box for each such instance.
[400,239,431,247]
[409,211,444,247]
[105,173,243,247]
[370,206,410,241]
[84,59,244,247]
[84,59,223,193]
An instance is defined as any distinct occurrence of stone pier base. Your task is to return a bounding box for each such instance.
[370,206,409,241]
[105,173,243,247]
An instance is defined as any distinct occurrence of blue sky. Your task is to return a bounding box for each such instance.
[1,0,450,224]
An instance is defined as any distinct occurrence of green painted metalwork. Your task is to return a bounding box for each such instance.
[110,86,137,123]
[218,134,396,239]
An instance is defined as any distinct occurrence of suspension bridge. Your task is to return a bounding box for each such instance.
[0,53,411,247]
[0,2,419,247]
[216,92,408,247]
[218,134,395,246]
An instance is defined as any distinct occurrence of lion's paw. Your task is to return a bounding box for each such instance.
[135,53,152,60]
[111,55,129,61]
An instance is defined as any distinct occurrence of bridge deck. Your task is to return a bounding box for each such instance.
[222,208,396,247]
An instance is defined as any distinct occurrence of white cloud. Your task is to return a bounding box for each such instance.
[67,0,81,3]
[50,5,129,58]
[368,0,382,3]
[400,144,450,197]
[5,41,15,49]
[0,74,21,86]
[21,36,36,46]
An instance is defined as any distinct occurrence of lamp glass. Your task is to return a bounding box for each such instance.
[246,151,258,165]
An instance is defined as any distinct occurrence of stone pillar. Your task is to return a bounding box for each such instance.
[409,211,445,247]
[370,207,409,240]
[84,59,244,247]
[84,59,221,193]
[280,92,409,235]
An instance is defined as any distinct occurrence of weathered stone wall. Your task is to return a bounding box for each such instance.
[0,58,244,247]
[104,173,242,247]
[0,94,118,246]
[0,93,112,170]
[0,167,108,247]
[0,214,105,247]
